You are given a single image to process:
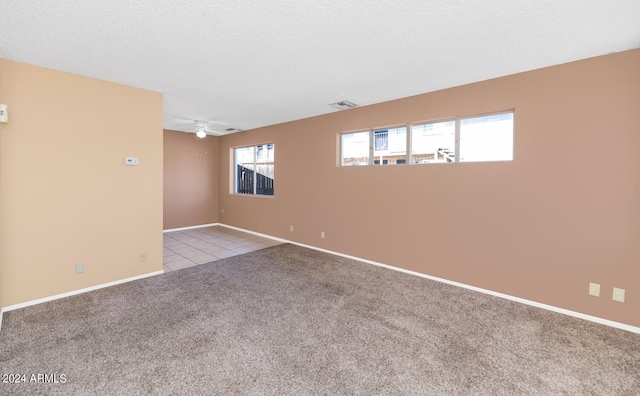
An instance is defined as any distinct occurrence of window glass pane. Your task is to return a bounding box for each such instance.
[235,146,255,194]
[373,126,407,165]
[256,143,274,163]
[256,163,274,196]
[235,146,254,164]
[256,144,274,196]
[459,112,513,162]
[411,121,455,164]
[341,131,370,166]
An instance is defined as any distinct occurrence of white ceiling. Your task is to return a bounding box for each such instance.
[1,1,639,135]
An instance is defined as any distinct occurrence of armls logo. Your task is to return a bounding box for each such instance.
[2,373,67,384]
[30,374,67,383]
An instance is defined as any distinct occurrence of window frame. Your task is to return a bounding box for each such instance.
[457,111,514,163]
[340,125,409,167]
[409,118,457,164]
[340,130,372,166]
[339,110,514,167]
[233,143,275,196]
[372,125,408,166]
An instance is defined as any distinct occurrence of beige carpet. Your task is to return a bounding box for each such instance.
[1,244,639,395]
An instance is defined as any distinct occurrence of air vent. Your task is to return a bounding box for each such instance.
[224,127,243,133]
[329,100,358,110]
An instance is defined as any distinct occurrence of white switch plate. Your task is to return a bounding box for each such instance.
[0,104,8,123]
[588,282,600,297]
[125,157,139,166]
[612,287,625,302]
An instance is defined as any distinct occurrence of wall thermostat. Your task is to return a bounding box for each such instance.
[125,157,139,166]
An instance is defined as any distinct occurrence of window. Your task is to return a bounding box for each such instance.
[234,144,274,195]
[373,126,407,165]
[341,131,370,166]
[459,112,513,162]
[341,126,408,166]
[411,120,456,163]
[340,111,513,166]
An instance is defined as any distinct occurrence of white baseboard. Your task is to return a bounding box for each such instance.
[218,223,640,335]
[3,221,219,320]
[219,224,290,243]
[2,270,164,313]
[4,222,636,335]
[163,223,220,233]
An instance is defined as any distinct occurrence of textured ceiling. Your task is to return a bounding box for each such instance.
[1,1,639,135]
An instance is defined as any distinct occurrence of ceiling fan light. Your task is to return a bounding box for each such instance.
[196,129,206,138]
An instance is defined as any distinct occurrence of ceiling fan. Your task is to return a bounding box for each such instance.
[170,117,243,138]
[191,120,226,138]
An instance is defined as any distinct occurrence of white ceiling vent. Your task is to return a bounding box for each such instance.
[329,101,358,110]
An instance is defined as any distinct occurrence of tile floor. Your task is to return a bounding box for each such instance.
[163,226,283,272]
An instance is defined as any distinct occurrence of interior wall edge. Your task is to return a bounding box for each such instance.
[217,223,640,335]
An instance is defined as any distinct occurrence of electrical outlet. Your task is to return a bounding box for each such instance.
[588,282,600,297]
[321,231,325,239]
[612,288,625,302]
[140,252,148,262]
[221,208,224,213]
[75,263,84,274]
[290,225,294,232]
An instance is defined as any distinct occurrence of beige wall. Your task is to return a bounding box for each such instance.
[219,49,640,327]
[163,130,219,229]
[0,58,164,307]
[0,110,4,320]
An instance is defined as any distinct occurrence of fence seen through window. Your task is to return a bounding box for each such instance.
[234,144,274,196]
